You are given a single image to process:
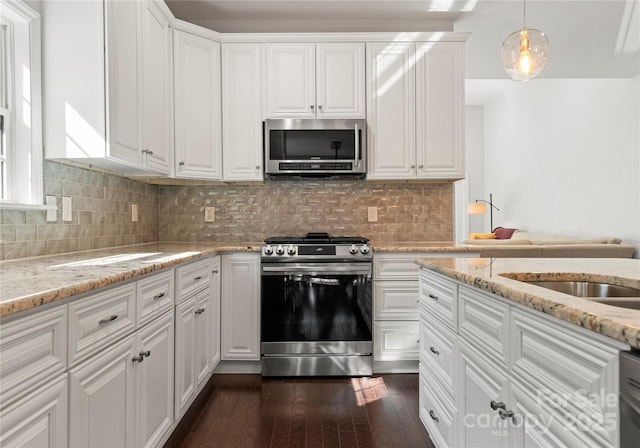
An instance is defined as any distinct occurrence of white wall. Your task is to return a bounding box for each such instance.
[471,78,639,253]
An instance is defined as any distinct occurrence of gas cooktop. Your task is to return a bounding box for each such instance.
[264,232,369,245]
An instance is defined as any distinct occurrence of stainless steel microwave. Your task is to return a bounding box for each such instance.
[264,119,366,178]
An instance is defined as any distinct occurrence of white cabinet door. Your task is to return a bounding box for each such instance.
[194,289,214,389]
[221,253,260,360]
[416,42,464,180]
[141,0,172,174]
[174,30,222,180]
[0,374,68,448]
[265,43,316,118]
[174,294,197,419]
[457,341,511,448]
[373,321,419,361]
[366,42,416,179]
[135,312,174,448]
[105,0,142,167]
[315,43,365,118]
[69,335,136,448]
[209,257,222,371]
[222,43,264,181]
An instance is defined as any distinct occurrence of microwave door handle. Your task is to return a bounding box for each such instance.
[354,123,360,167]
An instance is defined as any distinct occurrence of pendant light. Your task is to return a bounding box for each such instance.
[501,0,549,81]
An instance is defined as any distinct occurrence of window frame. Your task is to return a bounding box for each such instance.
[0,0,43,208]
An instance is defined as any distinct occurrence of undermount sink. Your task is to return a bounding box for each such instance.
[522,280,640,310]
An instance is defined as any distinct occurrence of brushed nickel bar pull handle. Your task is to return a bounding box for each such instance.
[194,276,203,281]
[99,315,118,324]
[153,292,165,300]
[212,269,219,274]
[490,400,506,411]
[195,308,205,315]
[428,293,439,300]
[429,346,439,356]
[140,350,150,358]
[429,410,438,423]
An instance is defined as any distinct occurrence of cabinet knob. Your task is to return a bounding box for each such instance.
[142,149,153,155]
[256,166,261,170]
[418,164,424,169]
[411,165,416,169]
[179,162,185,166]
[318,105,323,110]
[212,269,219,274]
[310,105,315,110]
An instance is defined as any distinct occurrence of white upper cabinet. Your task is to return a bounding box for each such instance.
[174,30,222,180]
[141,0,173,174]
[415,42,465,179]
[367,41,465,180]
[221,43,264,181]
[43,0,172,176]
[366,42,416,179]
[265,43,365,119]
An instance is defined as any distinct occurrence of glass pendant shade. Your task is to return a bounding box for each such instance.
[502,27,549,81]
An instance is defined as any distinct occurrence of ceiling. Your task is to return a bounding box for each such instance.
[165,0,640,79]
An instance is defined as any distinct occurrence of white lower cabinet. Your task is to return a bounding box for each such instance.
[135,311,175,448]
[221,253,260,360]
[418,269,628,448]
[69,334,137,448]
[0,374,68,448]
[174,256,220,419]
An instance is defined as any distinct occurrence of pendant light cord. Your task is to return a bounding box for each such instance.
[523,0,527,29]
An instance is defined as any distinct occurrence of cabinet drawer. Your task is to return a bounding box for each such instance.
[373,280,419,320]
[419,313,456,402]
[419,270,457,330]
[176,258,213,302]
[510,308,621,448]
[68,283,136,366]
[0,305,67,406]
[137,269,174,327]
[458,285,510,370]
[419,363,456,448]
[373,321,419,361]
[374,253,426,280]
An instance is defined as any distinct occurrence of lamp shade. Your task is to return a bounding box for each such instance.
[502,28,549,81]
[467,202,488,214]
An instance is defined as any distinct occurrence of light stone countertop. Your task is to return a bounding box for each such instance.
[371,241,478,253]
[416,257,640,349]
[0,242,262,318]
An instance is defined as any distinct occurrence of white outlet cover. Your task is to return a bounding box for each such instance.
[131,203,138,222]
[367,206,378,222]
[205,207,216,223]
[62,196,72,222]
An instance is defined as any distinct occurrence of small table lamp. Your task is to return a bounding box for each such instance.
[467,193,500,232]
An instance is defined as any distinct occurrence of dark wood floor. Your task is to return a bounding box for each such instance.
[176,374,435,448]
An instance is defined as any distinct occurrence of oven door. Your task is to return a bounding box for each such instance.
[261,262,373,376]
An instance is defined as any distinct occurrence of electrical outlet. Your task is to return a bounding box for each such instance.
[46,195,57,222]
[131,203,138,222]
[62,196,72,222]
[205,206,216,223]
[367,206,378,222]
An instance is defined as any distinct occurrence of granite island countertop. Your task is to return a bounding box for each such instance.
[0,242,262,318]
[371,241,478,253]
[416,257,640,349]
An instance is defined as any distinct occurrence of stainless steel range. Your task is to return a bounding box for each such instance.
[260,233,372,377]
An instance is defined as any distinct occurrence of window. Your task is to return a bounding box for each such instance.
[0,0,42,207]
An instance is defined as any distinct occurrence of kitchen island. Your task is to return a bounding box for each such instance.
[416,257,640,348]
[416,256,639,448]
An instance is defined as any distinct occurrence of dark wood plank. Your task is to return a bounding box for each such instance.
[172,373,434,448]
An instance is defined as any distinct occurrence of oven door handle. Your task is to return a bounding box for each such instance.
[262,263,371,276]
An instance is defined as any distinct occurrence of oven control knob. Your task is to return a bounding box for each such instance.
[360,245,371,255]
[264,245,273,255]
[275,245,285,255]
[287,245,296,255]
[349,244,358,255]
